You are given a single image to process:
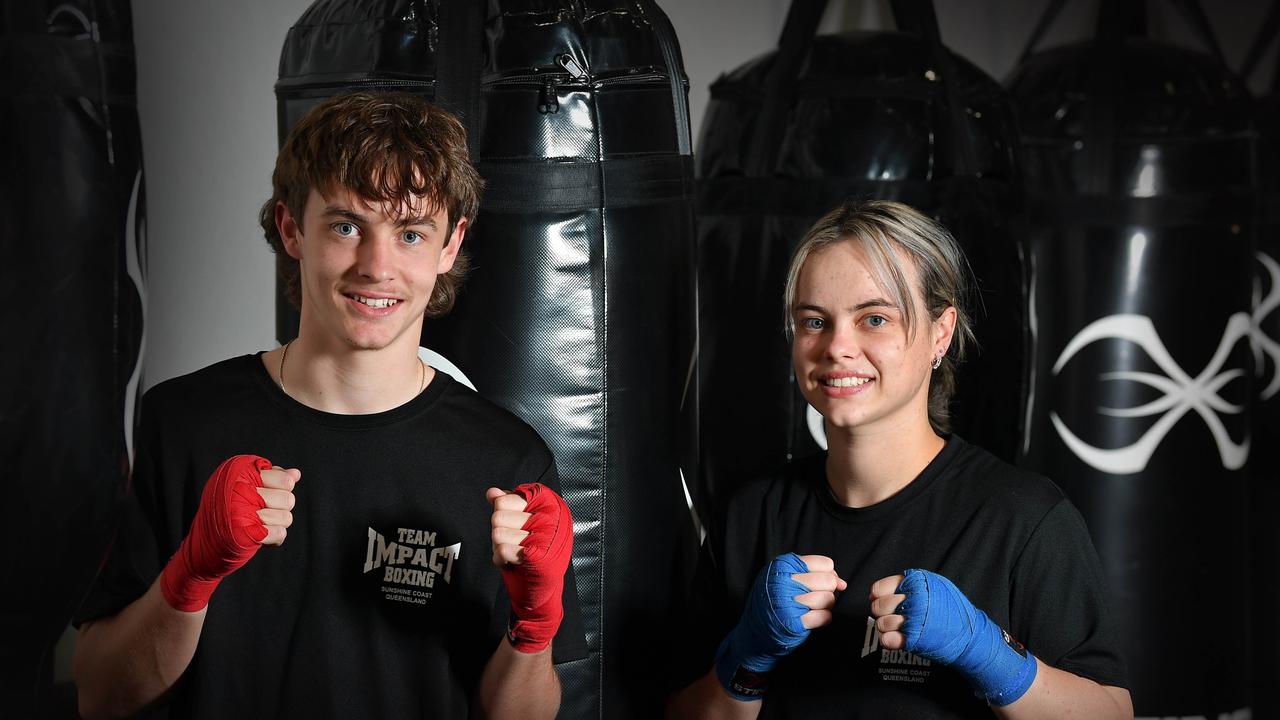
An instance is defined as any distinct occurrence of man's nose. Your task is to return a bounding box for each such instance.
[356,235,394,281]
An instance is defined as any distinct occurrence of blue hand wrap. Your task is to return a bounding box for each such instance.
[898,569,1037,706]
[713,553,812,701]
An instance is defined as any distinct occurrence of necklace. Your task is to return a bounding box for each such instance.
[277,340,426,397]
[278,339,292,392]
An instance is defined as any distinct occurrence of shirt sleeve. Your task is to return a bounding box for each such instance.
[1009,498,1129,689]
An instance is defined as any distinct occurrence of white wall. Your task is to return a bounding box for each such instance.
[132,0,1273,391]
[133,0,313,388]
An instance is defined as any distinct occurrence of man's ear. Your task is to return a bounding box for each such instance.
[277,201,303,260]
[437,216,468,273]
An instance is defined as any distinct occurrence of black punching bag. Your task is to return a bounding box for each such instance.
[273,3,698,718]
[1242,7,1280,718]
[697,0,1026,515]
[1009,2,1254,715]
[0,1,145,716]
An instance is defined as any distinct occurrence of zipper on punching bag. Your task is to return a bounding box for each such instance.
[540,53,588,114]
[538,78,560,114]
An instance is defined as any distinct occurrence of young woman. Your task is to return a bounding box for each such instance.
[670,200,1131,719]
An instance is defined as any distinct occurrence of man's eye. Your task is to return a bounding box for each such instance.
[801,317,825,330]
[334,222,358,237]
[402,231,423,245]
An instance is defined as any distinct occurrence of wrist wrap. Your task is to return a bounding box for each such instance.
[898,568,1037,706]
[160,455,271,612]
[502,482,573,653]
[714,552,811,701]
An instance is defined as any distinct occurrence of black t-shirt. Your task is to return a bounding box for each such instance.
[76,354,588,719]
[680,436,1127,719]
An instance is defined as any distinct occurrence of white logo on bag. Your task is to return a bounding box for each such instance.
[1050,312,1251,475]
[1052,250,1280,475]
[1252,251,1280,401]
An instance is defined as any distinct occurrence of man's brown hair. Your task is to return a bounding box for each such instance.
[260,91,484,317]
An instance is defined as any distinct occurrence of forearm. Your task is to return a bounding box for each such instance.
[993,658,1133,720]
[476,637,560,719]
[666,671,763,720]
[73,579,205,720]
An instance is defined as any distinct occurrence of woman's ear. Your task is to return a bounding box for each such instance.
[934,306,958,357]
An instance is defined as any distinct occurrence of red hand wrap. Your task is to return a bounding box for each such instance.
[502,482,573,653]
[160,455,271,612]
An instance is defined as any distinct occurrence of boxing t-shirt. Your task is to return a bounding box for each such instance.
[680,435,1127,718]
[76,354,588,719]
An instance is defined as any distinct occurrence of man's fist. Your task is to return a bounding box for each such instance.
[486,483,573,653]
[160,455,299,612]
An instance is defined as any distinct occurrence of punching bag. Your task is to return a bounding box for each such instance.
[0,1,145,716]
[1009,2,1254,715]
[697,0,1026,517]
[1242,7,1280,718]
[273,3,698,718]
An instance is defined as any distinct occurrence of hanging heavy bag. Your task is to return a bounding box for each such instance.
[273,2,698,717]
[1009,1,1255,715]
[0,1,145,716]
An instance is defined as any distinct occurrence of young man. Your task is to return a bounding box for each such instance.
[73,92,586,719]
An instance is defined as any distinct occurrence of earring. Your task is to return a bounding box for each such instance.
[931,353,943,370]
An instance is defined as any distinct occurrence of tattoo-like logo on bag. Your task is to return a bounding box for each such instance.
[363,526,461,605]
[1050,311,1252,475]
[1048,252,1280,476]
[1252,251,1280,401]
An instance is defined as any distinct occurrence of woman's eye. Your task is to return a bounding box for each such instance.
[801,317,825,331]
[866,315,887,328]
[333,222,358,237]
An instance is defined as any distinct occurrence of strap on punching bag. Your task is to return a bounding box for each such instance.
[745,0,828,177]
[890,0,978,178]
[1241,0,1280,90]
[1079,0,1144,196]
[434,0,484,158]
[748,0,978,178]
[1022,0,1223,68]
[1166,0,1225,64]
[1017,0,1069,65]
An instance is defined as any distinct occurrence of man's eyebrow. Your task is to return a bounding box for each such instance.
[397,215,439,230]
[321,206,367,223]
